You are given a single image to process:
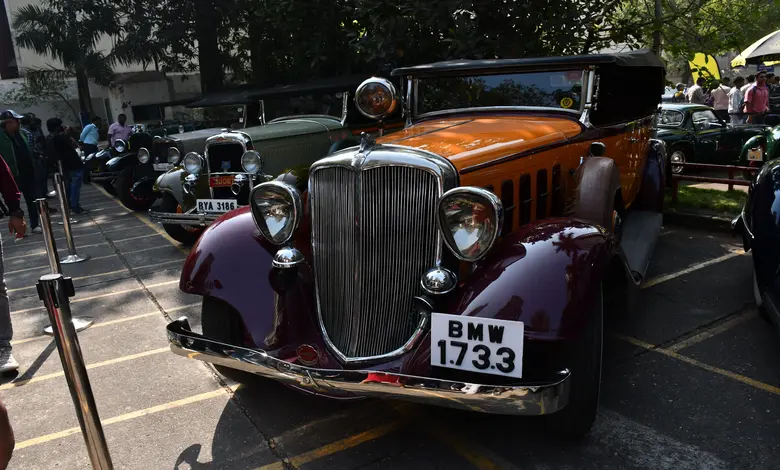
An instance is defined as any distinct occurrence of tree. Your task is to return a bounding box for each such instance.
[12,0,119,117]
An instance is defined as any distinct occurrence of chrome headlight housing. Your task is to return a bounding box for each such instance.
[250,181,302,245]
[114,139,127,153]
[137,147,150,164]
[355,77,398,120]
[168,147,181,165]
[437,187,503,262]
[241,150,263,174]
[183,152,203,174]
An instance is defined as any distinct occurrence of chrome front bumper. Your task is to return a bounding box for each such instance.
[167,317,571,415]
[147,210,222,227]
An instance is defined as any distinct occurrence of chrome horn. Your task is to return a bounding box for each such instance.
[231,174,248,196]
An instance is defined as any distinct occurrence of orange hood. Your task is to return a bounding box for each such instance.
[378,116,583,171]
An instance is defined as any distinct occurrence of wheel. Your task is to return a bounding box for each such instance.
[116,166,155,211]
[101,180,116,196]
[669,147,687,175]
[754,269,771,323]
[545,285,603,438]
[569,157,622,234]
[158,194,203,245]
[201,296,255,383]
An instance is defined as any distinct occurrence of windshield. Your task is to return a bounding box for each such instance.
[264,92,344,121]
[417,70,584,116]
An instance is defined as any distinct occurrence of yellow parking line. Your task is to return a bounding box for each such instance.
[14,385,238,450]
[615,334,780,396]
[0,347,169,390]
[257,422,402,470]
[10,279,179,315]
[93,183,189,254]
[642,250,745,289]
[8,259,186,294]
[9,303,199,346]
[666,309,756,352]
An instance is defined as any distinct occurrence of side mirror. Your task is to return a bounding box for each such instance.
[589,142,607,157]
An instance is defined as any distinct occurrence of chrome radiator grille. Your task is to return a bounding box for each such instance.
[311,165,440,359]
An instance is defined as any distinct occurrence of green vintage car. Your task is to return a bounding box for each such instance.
[656,104,768,175]
[148,75,402,244]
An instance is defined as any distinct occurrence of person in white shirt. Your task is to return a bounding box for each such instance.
[711,79,731,120]
[741,75,755,95]
[686,77,707,104]
[728,76,746,124]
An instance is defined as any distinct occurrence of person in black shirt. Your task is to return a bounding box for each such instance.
[46,118,86,213]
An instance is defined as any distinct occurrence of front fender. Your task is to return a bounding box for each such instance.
[449,219,616,340]
[154,167,187,204]
[105,152,137,171]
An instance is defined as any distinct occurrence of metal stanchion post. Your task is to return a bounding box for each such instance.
[55,173,89,264]
[37,198,93,335]
[37,274,114,470]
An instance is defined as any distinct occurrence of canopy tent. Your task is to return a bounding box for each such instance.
[731,30,780,67]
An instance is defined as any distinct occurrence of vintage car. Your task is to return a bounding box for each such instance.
[734,158,780,330]
[148,75,402,244]
[656,103,769,175]
[656,103,769,174]
[737,124,780,179]
[166,50,666,437]
[84,137,135,194]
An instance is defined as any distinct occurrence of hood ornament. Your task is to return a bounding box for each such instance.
[358,132,375,153]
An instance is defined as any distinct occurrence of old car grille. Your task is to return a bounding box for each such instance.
[152,141,173,163]
[207,143,244,173]
[311,165,439,359]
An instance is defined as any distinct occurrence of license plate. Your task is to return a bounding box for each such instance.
[196,199,237,213]
[210,176,233,187]
[430,313,523,379]
[748,148,763,161]
[153,163,171,171]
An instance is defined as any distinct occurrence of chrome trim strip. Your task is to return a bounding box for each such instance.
[147,211,224,227]
[167,317,571,415]
[341,92,350,126]
[579,69,596,128]
[309,144,458,364]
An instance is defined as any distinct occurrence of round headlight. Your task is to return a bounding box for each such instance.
[354,77,398,120]
[437,187,503,262]
[241,150,263,174]
[114,139,126,153]
[250,181,302,246]
[137,147,150,164]
[183,152,203,174]
[168,147,181,165]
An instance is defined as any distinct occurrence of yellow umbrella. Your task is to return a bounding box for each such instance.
[731,30,780,67]
[689,53,721,79]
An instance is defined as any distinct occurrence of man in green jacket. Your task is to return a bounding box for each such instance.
[0,110,40,233]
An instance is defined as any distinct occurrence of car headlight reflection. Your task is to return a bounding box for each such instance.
[437,187,503,262]
[114,139,127,153]
[250,182,302,245]
[137,147,150,164]
[183,152,203,174]
[168,147,181,165]
[241,150,263,174]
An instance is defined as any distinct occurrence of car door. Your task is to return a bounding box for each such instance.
[691,109,724,163]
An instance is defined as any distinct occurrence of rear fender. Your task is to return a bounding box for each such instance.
[740,134,766,161]
[632,138,666,212]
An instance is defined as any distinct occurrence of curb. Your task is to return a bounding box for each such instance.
[663,211,734,233]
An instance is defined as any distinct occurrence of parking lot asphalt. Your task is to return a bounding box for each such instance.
[1,184,778,469]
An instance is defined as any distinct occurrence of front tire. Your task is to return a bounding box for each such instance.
[201,296,254,383]
[158,194,203,245]
[116,166,155,211]
[669,147,687,175]
[545,285,603,438]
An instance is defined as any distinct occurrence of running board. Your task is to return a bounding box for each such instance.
[620,211,662,282]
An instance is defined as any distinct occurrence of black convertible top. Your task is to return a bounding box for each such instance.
[391,49,664,77]
[187,75,371,108]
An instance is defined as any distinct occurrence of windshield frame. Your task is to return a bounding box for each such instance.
[406,68,590,122]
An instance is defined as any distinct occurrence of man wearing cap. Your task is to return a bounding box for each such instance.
[0,139,28,375]
[0,110,40,233]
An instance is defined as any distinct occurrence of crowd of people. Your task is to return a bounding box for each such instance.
[672,70,777,124]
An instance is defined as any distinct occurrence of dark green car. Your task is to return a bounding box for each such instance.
[655,104,768,174]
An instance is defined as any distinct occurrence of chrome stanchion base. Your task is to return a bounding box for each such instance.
[43,316,94,335]
[61,254,90,264]
[58,218,80,225]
